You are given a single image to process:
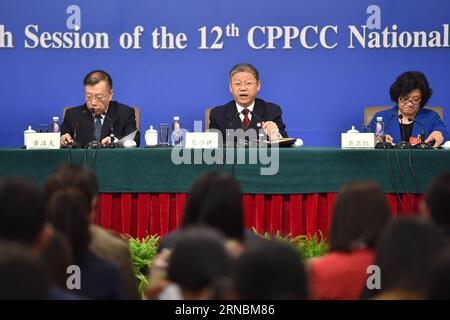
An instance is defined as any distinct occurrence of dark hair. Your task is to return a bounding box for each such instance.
[168,227,231,293]
[40,231,75,289]
[428,248,450,299]
[329,181,391,252]
[371,218,446,297]
[389,71,432,107]
[46,187,91,262]
[44,164,99,205]
[83,70,113,90]
[229,63,260,82]
[234,239,308,299]
[425,172,450,230]
[0,178,45,247]
[182,171,244,241]
[0,241,49,299]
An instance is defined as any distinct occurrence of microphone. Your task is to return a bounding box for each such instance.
[398,114,405,141]
[102,112,116,148]
[88,108,115,148]
[226,109,243,148]
[408,117,433,149]
[397,114,411,149]
[229,109,243,129]
[68,109,88,148]
[407,118,426,142]
[248,110,263,128]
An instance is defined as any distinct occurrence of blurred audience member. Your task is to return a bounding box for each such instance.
[369,218,446,300]
[40,231,75,290]
[424,172,450,239]
[47,186,123,299]
[166,227,233,300]
[428,248,450,299]
[159,171,255,257]
[308,181,391,300]
[234,239,308,299]
[44,164,139,299]
[0,178,52,251]
[0,241,49,299]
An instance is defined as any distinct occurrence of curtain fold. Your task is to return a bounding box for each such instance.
[97,192,423,239]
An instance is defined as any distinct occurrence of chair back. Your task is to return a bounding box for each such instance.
[205,107,212,131]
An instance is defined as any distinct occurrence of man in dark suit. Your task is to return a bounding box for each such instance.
[209,63,287,142]
[60,70,139,148]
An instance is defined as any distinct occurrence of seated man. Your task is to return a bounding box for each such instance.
[60,70,140,147]
[209,63,287,142]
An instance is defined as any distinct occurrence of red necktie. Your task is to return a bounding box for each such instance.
[241,109,251,129]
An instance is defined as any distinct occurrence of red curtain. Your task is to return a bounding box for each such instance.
[95,193,424,239]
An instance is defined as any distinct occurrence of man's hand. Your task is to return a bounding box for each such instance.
[60,133,73,147]
[262,121,280,140]
[425,131,444,147]
[101,136,112,146]
[385,134,393,144]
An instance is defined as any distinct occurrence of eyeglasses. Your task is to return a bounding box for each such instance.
[231,81,257,89]
[85,92,110,102]
[399,96,421,105]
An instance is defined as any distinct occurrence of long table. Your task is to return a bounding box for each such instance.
[1,148,449,238]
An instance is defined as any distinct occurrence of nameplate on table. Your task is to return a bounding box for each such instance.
[341,133,375,149]
[25,132,60,149]
[185,132,219,149]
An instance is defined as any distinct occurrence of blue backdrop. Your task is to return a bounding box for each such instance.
[1,0,449,147]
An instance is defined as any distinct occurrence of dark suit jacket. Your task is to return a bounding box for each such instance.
[77,249,123,300]
[61,101,140,147]
[209,98,288,139]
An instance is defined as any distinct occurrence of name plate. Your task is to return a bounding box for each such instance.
[341,132,375,149]
[25,132,60,149]
[185,132,219,149]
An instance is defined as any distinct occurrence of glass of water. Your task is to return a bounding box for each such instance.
[159,123,169,146]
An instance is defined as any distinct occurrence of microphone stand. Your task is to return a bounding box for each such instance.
[102,113,116,148]
[87,108,102,149]
[397,114,411,149]
[226,109,244,148]
[67,109,89,149]
[408,118,433,149]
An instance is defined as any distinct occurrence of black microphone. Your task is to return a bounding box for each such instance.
[102,112,116,148]
[229,109,244,129]
[225,109,243,148]
[248,110,264,128]
[407,117,435,149]
[407,118,427,143]
[68,109,88,148]
[87,108,113,148]
[397,114,411,149]
[89,108,115,146]
[398,114,405,141]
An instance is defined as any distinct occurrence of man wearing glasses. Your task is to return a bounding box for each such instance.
[60,70,139,147]
[369,71,449,147]
[209,63,287,142]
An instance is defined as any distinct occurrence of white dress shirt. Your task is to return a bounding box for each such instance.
[236,102,255,123]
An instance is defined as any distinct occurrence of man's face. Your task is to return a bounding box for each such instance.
[85,81,113,115]
[229,71,260,108]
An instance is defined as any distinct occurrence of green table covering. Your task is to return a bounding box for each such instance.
[0,148,449,194]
